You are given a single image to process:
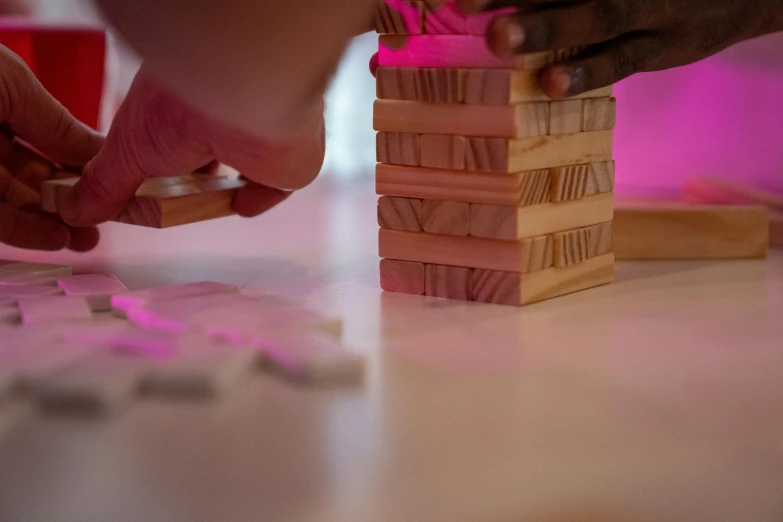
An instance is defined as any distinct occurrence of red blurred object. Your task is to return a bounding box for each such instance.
[0,20,106,129]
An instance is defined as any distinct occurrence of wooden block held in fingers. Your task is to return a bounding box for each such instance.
[583,97,617,132]
[550,161,615,202]
[553,221,613,267]
[471,253,615,306]
[378,196,422,231]
[420,134,465,169]
[421,200,470,235]
[380,259,425,295]
[470,192,615,240]
[374,99,549,138]
[375,0,424,34]
[613,204,769,259]
[377,132,420,166]
[425,264,470,300]
[380,229,553,273]
[464,69,614,104]
[549,99,583,135]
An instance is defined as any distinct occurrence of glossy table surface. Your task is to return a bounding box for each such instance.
[0,176,781,522]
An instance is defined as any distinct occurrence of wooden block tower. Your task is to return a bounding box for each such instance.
[374,0,617,306]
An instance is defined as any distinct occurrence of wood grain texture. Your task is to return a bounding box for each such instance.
[583,97,617,132]
[463,69,614,104]
[550,161,615,202]
[425,264,471,300]
[549,99,583,135]
[418,68,464,102]
[380,229,553,273]
[470,192,615,240]
[380,259,425,295]
[421,200,470,236]
[376,67,420,101]
[471,253,615,306]
[420,134,465,169]
[422,0,468,34]
[506,130,614,172]
[377,132,421,166]
[613,204,769,260]
[378,196,422,231]
[553,221,613,267]
[375,0,424,34]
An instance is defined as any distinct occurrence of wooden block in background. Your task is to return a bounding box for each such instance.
[550,161,615,202]
[420,134,465,169]
[376,67,464,103]
[380,259,425,295]
[57,274,128,312]
[377,132,420,166]
[549,99,583,135]
[471,253,615,306]
[583,97,617,132]
[421,200,470,236]
[552,221,613,267]
[425,264,471,300]
[470,192,615,240]
[375,0,424,34]
[380,229,553,273]
[613,204,769,260]
[374,99,550,138]
[378,196,422,231]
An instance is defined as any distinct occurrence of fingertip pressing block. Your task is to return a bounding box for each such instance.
[57,274,128,312]
[111,282,240,316]
[18,296,92,326]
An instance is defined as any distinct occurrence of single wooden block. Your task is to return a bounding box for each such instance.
[420,134,466,169]
[583,97,617,132]
[550,161,615,202]
[423,0,468,34]
[417,67,464,103]
[613,204,769,260]
[18,295,92,326]
[380,229,553,273]
[552,221,613,267]
[380,259,426,295]
[375,0,424,34]
[376,163,552,206]
[421,200,470,235]
[377,132,421,166]
[376,67,420,101]
[378,196,422,231]
[57,274,129,312]
[471,253,615,306]
[549,99,583,135]
[379,34,552,69]
[374,100,550,138]
[470,192,615,240]
[682,176,783,212]
[425,264,471,300]
[110,282,240,316]
[0,261,72,278]
[463,69,614,104]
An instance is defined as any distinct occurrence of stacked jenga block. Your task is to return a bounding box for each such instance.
[374,0,617,306]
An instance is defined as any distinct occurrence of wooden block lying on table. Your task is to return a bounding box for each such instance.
[682,176,783,212]
[111,282,240,316]
[613,204,769,260]
[378,195,422,231]
[57,274,128,312]
[471,253,615,306]
[552,221,613,267]
[380,229,554,273]
[374,99,550,138]
[375,0,424,34]
[376,162,614,205]
[380,259,425,295]
[42,173,246,228]
[470,192,615,240]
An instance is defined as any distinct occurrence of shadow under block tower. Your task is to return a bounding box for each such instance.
[374,0,617,305]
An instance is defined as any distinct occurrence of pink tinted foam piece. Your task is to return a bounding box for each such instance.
[253,334,364,384]
[18,295,92,326]
[57,274,128,312]
[0,284,64,301]
[385,0,424,34]
[0,273,57,286]
[379,34,528,68]
[111,282,239,314]
[465,7,515,34]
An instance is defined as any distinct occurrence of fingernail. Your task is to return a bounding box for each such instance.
[550,68,572,95]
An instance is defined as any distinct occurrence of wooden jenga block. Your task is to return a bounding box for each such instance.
[470,192,615,240]
[380,259,425,295]
[682,176,783,212]
[378,196,422,231]
[375,0,424,34]
[377,132,421,166]
[419,134,466,169]
[613,204,769,260]
[418,68,464,102]
[380,229,553,273]
[471,253,615,306]
[550,161,615,202]
[2,141,56,189]
[463,69,614,104]
[376,67,420,101]
[425,264,470,300]
[421,200,470,235]
[549,99,584,135]
[374,100,550,138]
[379,34,553,69]
[422,0,468,34]
[583,97,617,132]
[552,221,613,267]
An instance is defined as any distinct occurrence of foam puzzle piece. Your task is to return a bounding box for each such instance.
[18,295,92,326]
[0,261,72,278]
[380,259,426,295]
[111,282,239,316]
[57,274,128,312]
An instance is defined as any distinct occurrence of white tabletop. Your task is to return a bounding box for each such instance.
[0,176,781,522]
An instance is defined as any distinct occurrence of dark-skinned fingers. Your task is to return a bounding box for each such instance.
[67,225,100,252]
[0,202,71,251]
[232,180,292,218]
[538,32,666,98]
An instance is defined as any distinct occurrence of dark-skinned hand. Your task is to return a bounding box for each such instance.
[457,0,783,98]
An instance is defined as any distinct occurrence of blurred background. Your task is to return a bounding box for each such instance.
[14,0,783,194]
